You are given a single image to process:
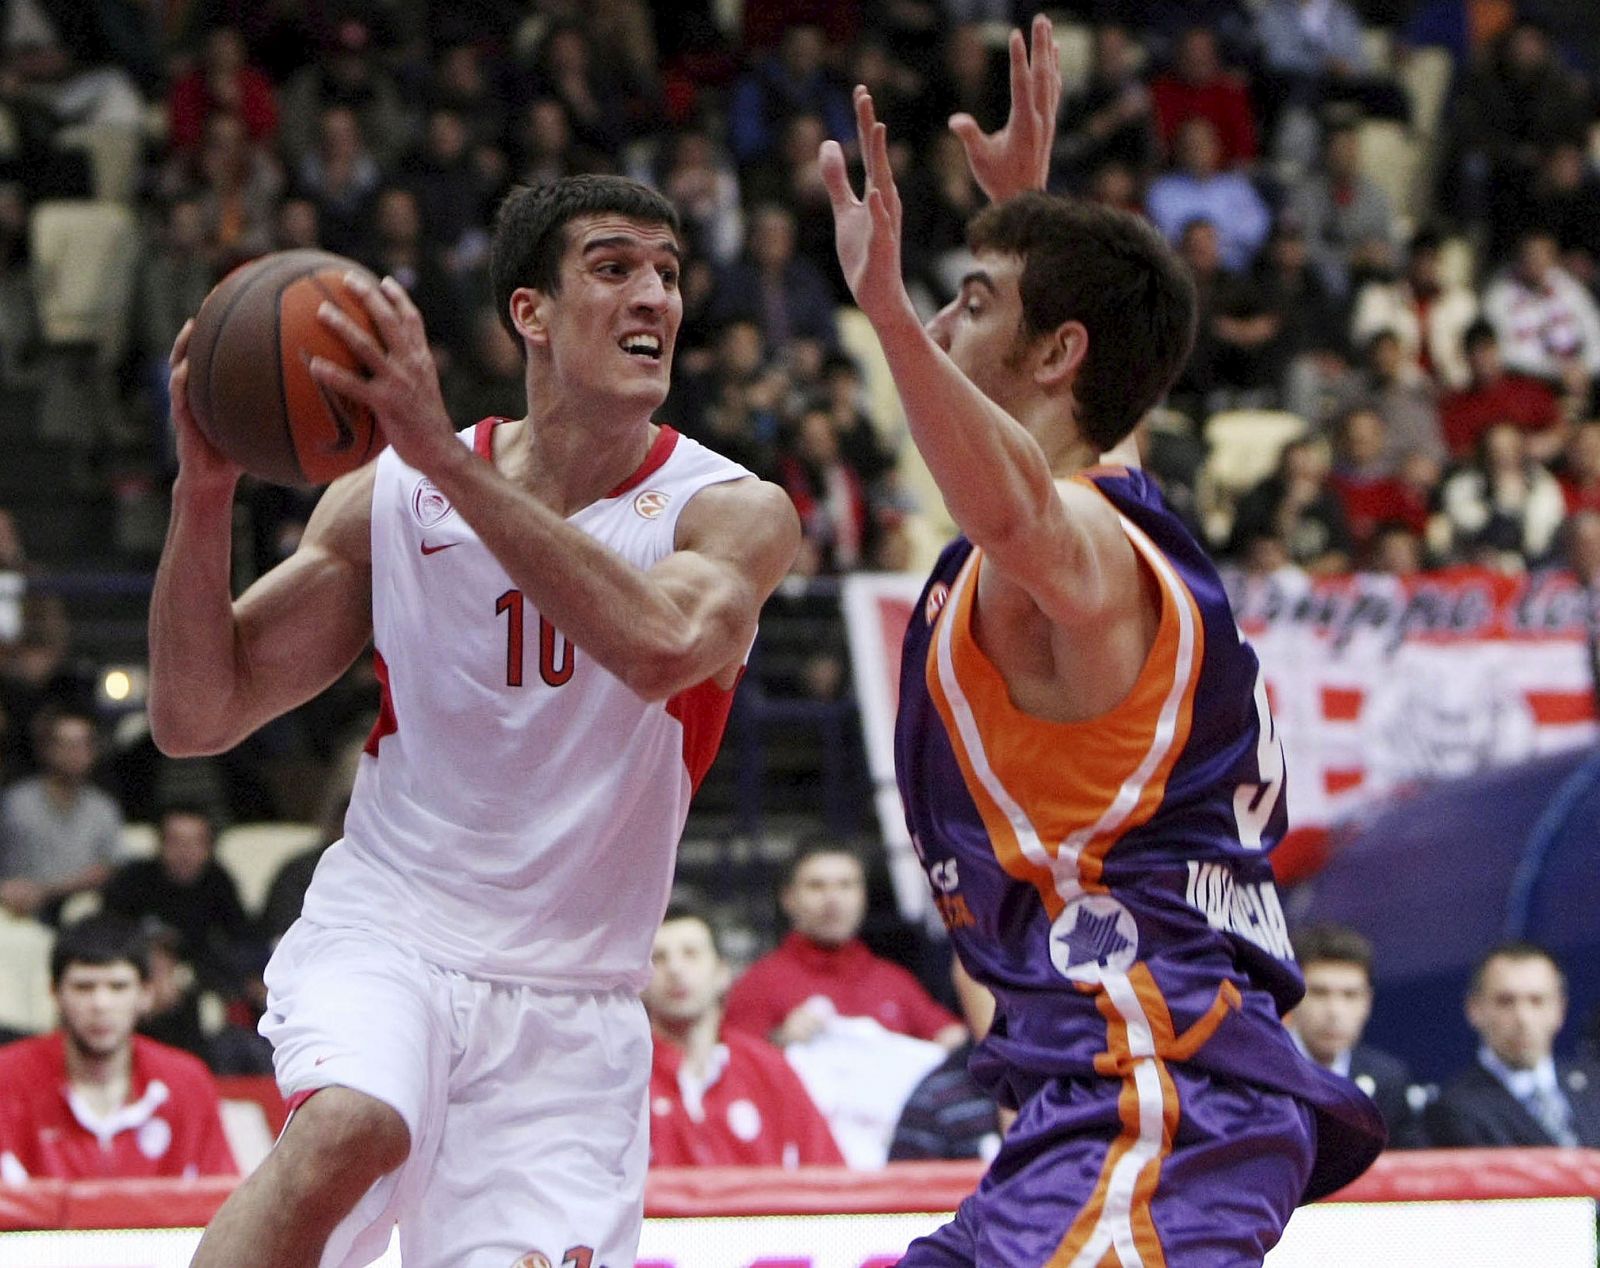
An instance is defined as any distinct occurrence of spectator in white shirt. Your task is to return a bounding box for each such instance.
[1482,228,1600,401]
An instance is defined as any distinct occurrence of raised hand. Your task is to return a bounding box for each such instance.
[169,318,243,491]
[311,273,457,476]
[820,86,909,326]
[949,14,1061,202]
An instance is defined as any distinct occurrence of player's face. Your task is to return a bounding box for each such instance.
[925,252,1036,419]
[1291,961,1372,1066]
[530,213,683,413]
[54,963,149,1061]
[644,918,729,1026]
[1467,956,1566,1071]
[782,853,866,948]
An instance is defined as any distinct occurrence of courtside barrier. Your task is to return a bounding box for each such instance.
[2,1151,1597,1265]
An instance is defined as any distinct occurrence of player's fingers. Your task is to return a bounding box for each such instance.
[170,318,194,369]
[341,270,402,339]
[1008,29,1029,121]
[854,87,882,184]
[317,301,387,372]
[818,139,856,209]
[379,275,423,327]
[871,121,901,223]
[307,355,375,404]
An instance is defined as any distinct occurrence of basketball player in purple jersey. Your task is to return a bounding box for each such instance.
[149,177,798,1266]
[823,19,1385,1265]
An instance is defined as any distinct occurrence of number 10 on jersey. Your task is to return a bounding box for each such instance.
[495,589,576,688]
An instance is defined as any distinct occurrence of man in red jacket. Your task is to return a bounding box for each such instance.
[724,841,966,1051]
[0,914,237,1182]
[644,902,842,1168]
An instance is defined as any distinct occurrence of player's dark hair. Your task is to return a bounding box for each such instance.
[1291,923,1374,983]
[966,193,1196,452]
[489,175,682,347]
[782,836,866,890]
[1468,940,1566,998]
[51,914,149,987]
[661,898,724,958]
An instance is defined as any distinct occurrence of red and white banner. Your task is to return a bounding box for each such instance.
[1229,567,1598,829]
[842,569,1599,894]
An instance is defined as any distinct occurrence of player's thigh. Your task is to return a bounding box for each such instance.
[401,983,653,1268]
[260,919,454,1268]
[895,1196,978,1268]
[1145,1067,1315,1266]
[960,1068,1313,1268]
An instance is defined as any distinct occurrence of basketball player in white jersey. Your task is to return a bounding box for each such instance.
[148,176,800,1268]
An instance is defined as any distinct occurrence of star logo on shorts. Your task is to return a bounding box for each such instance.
[1048,895,1139,983]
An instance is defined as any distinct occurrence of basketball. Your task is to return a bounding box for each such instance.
[185,249,386,487]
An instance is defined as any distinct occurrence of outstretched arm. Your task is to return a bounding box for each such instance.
[824,89,1127,626]
[308,277,800,700]
[949,14,1061,203]
[148,323,375,758]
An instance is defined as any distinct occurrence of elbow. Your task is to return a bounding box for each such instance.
[147,694,230,759]
[620,645,695,702]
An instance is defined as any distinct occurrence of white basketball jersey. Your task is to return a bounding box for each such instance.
[302,420,755,990]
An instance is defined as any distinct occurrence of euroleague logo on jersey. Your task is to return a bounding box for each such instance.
[925,582,951,624]
[412,478,454,528]
[633,489,671,520]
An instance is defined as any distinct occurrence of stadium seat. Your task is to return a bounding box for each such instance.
[0,914,55,1034]
[215,822,322,915]
[54,123,144,203]
[1358,119,1424,228]
[1051,20,1094,98]
[1198,410,1309,545]
[218,1098,275,1175]
[1362,27,1394,73]
[29,200,139,365]
[120,821,159,860]
[1400,47,1454,142]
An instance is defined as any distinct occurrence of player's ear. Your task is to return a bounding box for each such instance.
[509,287,549,348]
[1035,319,1088,389]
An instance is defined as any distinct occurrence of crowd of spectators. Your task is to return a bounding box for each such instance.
[0,0,1596,585]
[2,0,1600,1186]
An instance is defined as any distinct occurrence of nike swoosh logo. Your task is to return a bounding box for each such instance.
[314,1055,332,1067]
[302,351,359,452]
[420,540,460,556]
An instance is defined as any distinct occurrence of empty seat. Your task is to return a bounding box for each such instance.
[0,914,55,1034]
[216,822,323,915]
[29,199,139,364]
[1199,410,1309,545]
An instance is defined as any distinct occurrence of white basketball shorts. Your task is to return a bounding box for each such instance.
[260,918,651,1268]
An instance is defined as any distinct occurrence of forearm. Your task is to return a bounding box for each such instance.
[41,862,109,901]
[424,447,719,697]
[148,476,247,754]
[872,301,1062,551]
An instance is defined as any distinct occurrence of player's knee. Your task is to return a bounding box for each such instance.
[281,1088,411,1191]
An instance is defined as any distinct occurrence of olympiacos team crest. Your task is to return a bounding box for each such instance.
[412,477,454,527]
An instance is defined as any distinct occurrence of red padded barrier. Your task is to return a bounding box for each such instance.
[3,1151,1597,1232]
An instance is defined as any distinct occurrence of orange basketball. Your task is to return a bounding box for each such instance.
[185,249,386,487]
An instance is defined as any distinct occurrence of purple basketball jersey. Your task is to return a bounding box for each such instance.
[894,465,1385,1206]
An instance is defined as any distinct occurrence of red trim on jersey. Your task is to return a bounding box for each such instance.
[362,649,398,756]
[608,426,680,498]
[473,417,507,459]
[666,667,740,794]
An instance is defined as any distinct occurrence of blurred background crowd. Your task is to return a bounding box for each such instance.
[1,0,1599,1177]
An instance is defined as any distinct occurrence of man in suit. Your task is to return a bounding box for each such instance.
[1290,924,1426,1149]
[1426,941,1600,1148]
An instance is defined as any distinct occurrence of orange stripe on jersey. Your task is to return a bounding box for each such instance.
[924,552,1065,915]
[1048,966,1179,1267]
[923,499,1205,912]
